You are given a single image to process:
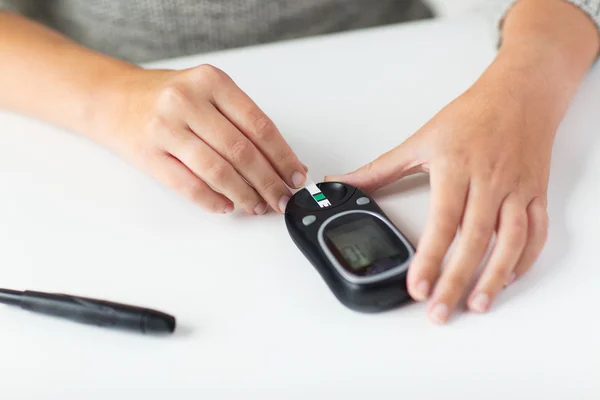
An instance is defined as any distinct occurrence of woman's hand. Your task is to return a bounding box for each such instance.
[0,14,306,214]
[327,73,552,323]
[97,64,306,215]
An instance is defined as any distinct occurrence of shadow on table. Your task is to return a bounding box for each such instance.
[172,324,195,338]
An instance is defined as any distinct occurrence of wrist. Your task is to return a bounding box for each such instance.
[461,52,563,146]
[81,64,148,147]
[472,40,585,135]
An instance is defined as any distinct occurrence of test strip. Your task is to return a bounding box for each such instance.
[305,177,331,208]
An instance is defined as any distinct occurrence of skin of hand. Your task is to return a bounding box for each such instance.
[0,12,306,215]
[97,66,308,215]
[326,0,600,324]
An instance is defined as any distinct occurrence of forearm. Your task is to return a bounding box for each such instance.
[476,0,599,134]
[0,12,140,141]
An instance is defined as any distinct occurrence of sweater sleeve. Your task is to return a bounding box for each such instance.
[0,0,17,12]
[484,0,600,46]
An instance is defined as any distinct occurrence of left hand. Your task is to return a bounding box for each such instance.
[326,70,553,324]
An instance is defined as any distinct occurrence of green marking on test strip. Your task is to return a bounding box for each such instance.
[313,193,326,201]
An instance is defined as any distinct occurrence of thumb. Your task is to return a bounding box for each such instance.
[324,137,425,193]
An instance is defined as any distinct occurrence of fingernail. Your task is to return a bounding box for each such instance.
[470,293,490,313]
[430,303,449,324]
[291,171,306,188]
[414,280,430,300]
[223,204,234,214]
[507,272,517,285]
[253,202,268,215]
[279,195,290,213]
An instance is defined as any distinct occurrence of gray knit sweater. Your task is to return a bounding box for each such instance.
[1,0,599,63]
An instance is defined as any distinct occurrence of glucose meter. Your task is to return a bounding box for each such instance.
[284,181,415,312]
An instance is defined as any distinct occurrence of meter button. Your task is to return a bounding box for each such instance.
[356,197,371,206]
[302,215,317,226]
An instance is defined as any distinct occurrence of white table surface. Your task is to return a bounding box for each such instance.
[1,14,599,399]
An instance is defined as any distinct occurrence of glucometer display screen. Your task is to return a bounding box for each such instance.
[327,219,398,269]
[323,213,410,276]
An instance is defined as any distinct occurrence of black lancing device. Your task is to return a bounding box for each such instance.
[0,289,176,335]
[285,181,415,312]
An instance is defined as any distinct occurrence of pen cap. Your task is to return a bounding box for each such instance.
[142,310,176,333]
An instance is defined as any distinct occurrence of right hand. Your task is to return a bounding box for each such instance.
[97,64,306,215]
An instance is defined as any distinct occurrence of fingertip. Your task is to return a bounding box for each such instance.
[291,171,307,188]
[428,303,449,325]
[253,202,268,215]
[202,198,234,214]
[408,279,431,301]
[468,292,490,313]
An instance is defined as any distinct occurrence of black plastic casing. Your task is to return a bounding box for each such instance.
[284,182,415,313]
[19,291,176,334]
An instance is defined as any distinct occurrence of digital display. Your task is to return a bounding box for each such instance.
[325,217,401,270]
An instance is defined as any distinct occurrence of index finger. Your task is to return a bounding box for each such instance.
[407,169,468,301]
[208,69,307,189]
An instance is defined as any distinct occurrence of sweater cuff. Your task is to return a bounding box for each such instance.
[488,0,600,49]
[565,0,600,34]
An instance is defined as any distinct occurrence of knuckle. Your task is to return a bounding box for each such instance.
[508,212,528,238]
[259,175,279,194]
[490,174,518,195]
[193,64,226,85]
[478,158,496,178]
[178,142,203,165]
[155,84,188,113]
[181,181,206,204]
[444,272,471,293]
[487,176,506,195]
[205,161,229,182]
[486,265,511,288]
[229,140,254,164]
[469,223,492,246]
[276,148,294,165]
[251,114,277,140]
[436,215,459,238]
[239,193,260,208]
